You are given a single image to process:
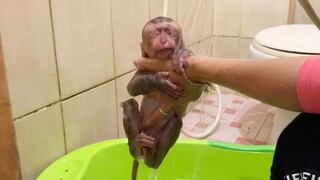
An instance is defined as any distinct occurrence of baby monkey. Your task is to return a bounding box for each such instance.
[121,16,209,180]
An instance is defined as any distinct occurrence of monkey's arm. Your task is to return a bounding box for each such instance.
[127,70,157,96]
[142,101,174,129]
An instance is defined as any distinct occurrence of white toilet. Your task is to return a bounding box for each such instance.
[248,24,320,145]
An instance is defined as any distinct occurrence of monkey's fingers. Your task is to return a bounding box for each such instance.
[172,59,184,76]
[165,79,184,92]
[156,71,170,78]
[165,89,185,100]
[163,82,185,100]
[172,48,193,75]
[135,133,156,148]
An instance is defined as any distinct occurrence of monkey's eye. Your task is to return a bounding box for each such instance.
[165,29,173,36]
[151,30,161,37]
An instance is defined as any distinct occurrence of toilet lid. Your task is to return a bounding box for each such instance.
[254,24,320,54]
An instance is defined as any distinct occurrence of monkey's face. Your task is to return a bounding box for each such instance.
[142,22,183,59]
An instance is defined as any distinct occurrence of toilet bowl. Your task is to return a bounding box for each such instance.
[248,24,320,145]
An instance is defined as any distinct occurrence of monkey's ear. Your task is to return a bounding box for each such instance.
[141,51,149,58]
[181,41,186,48]
[140,43,149,57]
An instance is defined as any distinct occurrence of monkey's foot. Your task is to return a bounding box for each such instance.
[121,98,140,120]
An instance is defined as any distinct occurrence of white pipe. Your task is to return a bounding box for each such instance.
[182,84,222,139]
[163,0,168,17]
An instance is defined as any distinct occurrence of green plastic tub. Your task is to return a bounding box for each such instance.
[37,138,275,180]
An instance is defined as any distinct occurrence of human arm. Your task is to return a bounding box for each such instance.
[134,55,309,112]
[185,56,307,112]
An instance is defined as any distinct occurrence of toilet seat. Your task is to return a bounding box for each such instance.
[252,24,320,57]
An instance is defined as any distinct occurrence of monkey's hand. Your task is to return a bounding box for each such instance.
[172,48,193,75]
[128,70,185,99]
[153,71,185,100]
[134,132,156,157]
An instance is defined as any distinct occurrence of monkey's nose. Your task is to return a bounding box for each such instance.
[160,37,168,44]
[160,40,169,47]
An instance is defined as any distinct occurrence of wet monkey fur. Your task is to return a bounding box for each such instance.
[121,16,208,180]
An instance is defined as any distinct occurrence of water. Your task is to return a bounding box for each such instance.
[148,169,158,180]
[136,160,158,180]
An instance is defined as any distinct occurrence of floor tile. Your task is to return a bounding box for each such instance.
[180,92,275,145]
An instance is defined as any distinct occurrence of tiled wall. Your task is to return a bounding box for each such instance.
[0,0,318,179]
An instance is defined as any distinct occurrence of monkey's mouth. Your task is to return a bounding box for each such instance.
[156,48,174,59]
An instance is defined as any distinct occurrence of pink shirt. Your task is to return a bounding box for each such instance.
[297,56,320,113]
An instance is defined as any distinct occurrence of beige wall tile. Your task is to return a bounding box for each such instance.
[51,0,114,99]
[213,0,242,36]
[189,36,250,59]
[14,104,65,180]
[150,0,177,19]
[0,0,59,118]
[116,71,143,138]
[239,38,253,58]
[288,0,297,23]
[212,36,240,58]
[177,0,214,46]
[241,0,290,38]
[111,0,149,76]
[189,37,214,56]
[62,81,117,152]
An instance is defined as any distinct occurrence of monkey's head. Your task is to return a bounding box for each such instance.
[140,16,185,59]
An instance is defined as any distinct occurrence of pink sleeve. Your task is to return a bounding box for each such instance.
[297,55,320,113]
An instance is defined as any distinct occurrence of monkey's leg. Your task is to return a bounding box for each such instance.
[144,113,183,169]
[121,99,142,180]
[121,98,141,158]
[122,98,156,158]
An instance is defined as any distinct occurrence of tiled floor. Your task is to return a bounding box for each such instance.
[179,91,275,145]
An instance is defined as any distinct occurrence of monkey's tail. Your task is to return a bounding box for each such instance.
[132,160,139,180]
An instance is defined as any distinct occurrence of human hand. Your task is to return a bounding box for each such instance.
[133,57,162,71]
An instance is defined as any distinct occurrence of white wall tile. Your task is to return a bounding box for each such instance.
[239,38,253,58]
[14,104,65,180]
[150,0,177,19]
[241,0,290,38]
[0,0,59,118]
[213,0,242,36]
[212,36,240,58]
[51,0,114,99]
[111,0,149,76]
[177,0,214,46]
[189,37,214,56]
[62,81,117,152]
